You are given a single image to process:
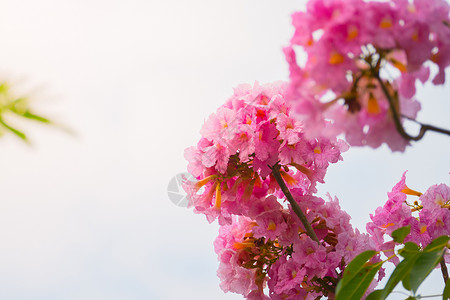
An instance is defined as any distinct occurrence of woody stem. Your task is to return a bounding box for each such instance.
[271,164,319,243]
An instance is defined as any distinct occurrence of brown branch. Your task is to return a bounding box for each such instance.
[314,278,335,294]
[440,259,449,284]
[369,65,450,141]
[270,164,319,243]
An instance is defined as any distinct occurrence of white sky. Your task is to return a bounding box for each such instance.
[0,1,448,299]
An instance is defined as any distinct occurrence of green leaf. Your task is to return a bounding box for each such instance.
[336,250,382,300]
[336,263,382,300]
[392,226,411,243]
[21,111,51,123]
[424,236,450,253]
[336,250,377,295]
[366,289,383,300]
[380,252,420,298]
[0,119,27,141]
[443,278,450,300]
[409,250,444,294]
[399,242,420,259]
[402,269,412,291]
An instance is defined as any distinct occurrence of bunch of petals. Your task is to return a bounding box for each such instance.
[285,0,449,151]
[366,171,450,264]
[214,194,380,299]
[184,81,347,224]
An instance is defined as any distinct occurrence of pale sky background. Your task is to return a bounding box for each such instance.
[0,1,448,299]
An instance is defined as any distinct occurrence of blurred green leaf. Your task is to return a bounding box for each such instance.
[0,119,27,141]
[21,111,51,123]
[0,81,55,142]
[392,226,411,243]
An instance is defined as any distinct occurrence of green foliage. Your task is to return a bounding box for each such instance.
[0,81,51,142]
[392,226,411,244]
[339,227,449,300]
[443,279,450,300]
[335,250,381,300]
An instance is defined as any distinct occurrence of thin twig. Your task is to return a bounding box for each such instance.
[440,259,449,284]
[369,64,450,141]
[270,164,319,243]
[314,278,335,294]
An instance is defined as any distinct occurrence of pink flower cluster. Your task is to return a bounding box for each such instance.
[184,81,347,224]
[214,194,378,299]
[367,172,450,263]
[285,0,450,151]
[184,82,383,299]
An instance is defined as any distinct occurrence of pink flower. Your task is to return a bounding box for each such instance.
[268,256,306,295]
[184,81,346,223]
[367,172,450,264]
[286,0,450,152]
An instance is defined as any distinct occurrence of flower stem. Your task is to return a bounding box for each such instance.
[271,164,319,243]
[440,259,449,284]
[369,64,450,141]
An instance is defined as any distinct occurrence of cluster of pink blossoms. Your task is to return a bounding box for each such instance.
[184,81,348,224]
[184,82,381,299]
[183,0,450,298]
[285,0,450,151]
[214,195,380,299]
[367,172,450,264]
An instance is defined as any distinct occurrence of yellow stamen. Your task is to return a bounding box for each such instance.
[435,194,445,206]
[367,93,381,115]
[194,174,218,190]
[306,38,314,46]
[291,270,297,279]
[256,109,266,119]
[267,220,277,231]
[259,94,269,105]
[401,186,423,197]
[290,163,312,179]
[233,241,255,250]
[313,146,321,154]
[286,120,294,130]
[379,17,393,29]
[239,133,248,140]
[347,26,358,40]
[407,4,416,13]
[281,171,298,186]
[411,31,419,42]
[329,52,345,65]
[244,232,254,238]
[382,223,395,229]
[420,225,427,234]
[390,58,407,73]
[254,175,262,188]
[431,52,440,63]
[214,183,222,209]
